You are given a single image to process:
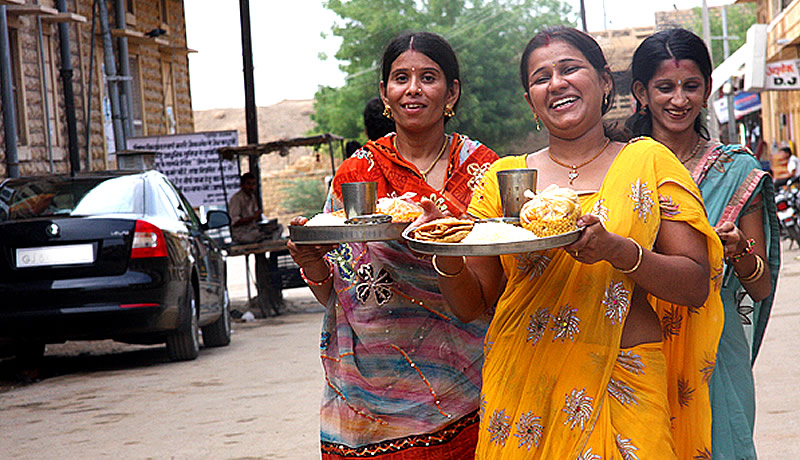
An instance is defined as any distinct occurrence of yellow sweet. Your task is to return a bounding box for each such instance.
[520,184,580,237]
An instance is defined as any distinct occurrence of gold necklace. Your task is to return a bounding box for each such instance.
[548,137,611,186]
[394,135,449,182]
[679,137,705,165]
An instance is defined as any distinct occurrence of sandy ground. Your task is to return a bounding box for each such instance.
[0,249,798,458]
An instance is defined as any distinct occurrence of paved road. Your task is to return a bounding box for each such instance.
[0,250,797,458]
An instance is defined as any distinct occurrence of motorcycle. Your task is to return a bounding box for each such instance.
[775,178,800,248]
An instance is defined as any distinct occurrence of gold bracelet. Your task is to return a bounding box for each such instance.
[618,237,643,274]
[736,254,764,283]
[432,254,466,278]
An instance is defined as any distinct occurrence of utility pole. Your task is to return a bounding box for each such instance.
[702,0,720,140]
[722,6,738,143]
[579,0,587,32]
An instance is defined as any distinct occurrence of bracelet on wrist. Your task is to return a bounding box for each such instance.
[432,255,466,278]
[735,254,764,283]
[300,260,334,286]
[618,237,643,275]
[729,238,755,263]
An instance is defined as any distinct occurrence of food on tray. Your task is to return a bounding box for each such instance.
[305,213,347,227]
[461,221,538,244]
[376,195,423,222]
[411,217,474,243]
[520,184,580,237]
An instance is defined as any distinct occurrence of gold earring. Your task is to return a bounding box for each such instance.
[443,104,455,119]
[383,105,393,120]
[533,113,541,131]
[603,91,610,108]
[638,104,648,115]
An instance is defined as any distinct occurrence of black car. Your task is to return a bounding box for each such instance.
[0,170,232,361]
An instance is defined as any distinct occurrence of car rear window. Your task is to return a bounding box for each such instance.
[0,175,144,221]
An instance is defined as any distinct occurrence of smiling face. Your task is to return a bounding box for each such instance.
[380,50,459,135]
[633,58,710,139]
[523,40,610,140]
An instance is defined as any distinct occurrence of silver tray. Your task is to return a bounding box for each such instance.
[402,226,581,256]
[290,221,410,244]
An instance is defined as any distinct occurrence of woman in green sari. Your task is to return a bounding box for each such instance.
[626,28,780,459]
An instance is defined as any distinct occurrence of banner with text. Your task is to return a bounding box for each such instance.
[126,131,240,207]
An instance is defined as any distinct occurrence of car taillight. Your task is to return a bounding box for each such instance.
[777,200,789,211]
[131,220,168,258]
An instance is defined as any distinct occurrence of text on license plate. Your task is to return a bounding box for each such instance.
[16,244,95,268]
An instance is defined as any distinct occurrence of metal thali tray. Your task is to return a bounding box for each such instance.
[290,216,411,245]
[402,224,581,256]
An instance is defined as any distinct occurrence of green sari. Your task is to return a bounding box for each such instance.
[689,143,780,460]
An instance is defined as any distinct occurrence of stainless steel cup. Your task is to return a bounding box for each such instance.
[497,169,537,218]
[341,181,378,218]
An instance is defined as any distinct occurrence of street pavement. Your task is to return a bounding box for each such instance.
[227,238,800,457]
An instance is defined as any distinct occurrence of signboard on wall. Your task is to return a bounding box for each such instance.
[126,131,240,207]
[765,59,800,90]
[713,92,762,125]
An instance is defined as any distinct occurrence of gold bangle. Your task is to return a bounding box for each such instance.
[432,254,466,278]
[618,237,643,275]
[736,254,764,283]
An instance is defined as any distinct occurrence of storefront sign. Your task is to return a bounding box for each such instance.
[765,59,800,90]
[713,91,761,124]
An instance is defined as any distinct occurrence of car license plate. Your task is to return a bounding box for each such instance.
[16,244,95,268]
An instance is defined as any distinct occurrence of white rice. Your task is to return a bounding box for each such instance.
[461,221,538,244]
[305,213,347,227]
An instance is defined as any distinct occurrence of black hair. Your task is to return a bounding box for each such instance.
[519,26,616,115]
[780,146,793,156]
[345,140,362,157]
[240,172,256,184]
[381,31,461,121]
[363,97,395,140]
[625,28,712,139]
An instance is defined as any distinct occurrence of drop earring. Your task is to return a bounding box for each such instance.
[383,105,393,120]
[638,105,649,115]
[533,113,541,131]
[443,104,455,119]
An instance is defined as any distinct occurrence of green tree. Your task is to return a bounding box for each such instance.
[689,3,757,67]
[312,0,574,153]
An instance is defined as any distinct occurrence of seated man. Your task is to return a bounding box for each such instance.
[229,172,265,244]
[229,172,282,316]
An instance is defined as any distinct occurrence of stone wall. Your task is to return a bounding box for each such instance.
[0,0,194,177]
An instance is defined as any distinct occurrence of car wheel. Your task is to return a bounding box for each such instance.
[201,286,231,347]
[166,284,200,361]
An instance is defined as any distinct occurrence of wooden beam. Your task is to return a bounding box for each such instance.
[0,0,26,6]
[41,12,87,24]
[7,4,58,15]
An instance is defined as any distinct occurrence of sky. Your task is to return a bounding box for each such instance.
[185,0,735,111]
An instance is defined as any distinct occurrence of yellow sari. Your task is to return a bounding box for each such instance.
[467,138,723,459]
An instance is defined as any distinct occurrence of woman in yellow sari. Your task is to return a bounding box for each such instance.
[428,26,724,458]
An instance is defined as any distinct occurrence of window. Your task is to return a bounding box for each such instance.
[7,28,27,145]
[129,55,145,137]
[125,0,136,26]
[160,0,169,25]
[161,58,176,134]
[42,33,62,146]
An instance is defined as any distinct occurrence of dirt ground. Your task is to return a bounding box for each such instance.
[0,250,798,458]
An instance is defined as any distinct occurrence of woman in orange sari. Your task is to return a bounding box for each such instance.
[288,32,498,459]
[429,26,724,459]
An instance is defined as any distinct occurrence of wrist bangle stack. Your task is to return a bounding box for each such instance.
[736,254,764,283]
[729,238,755,262]
[432,255,466,278]
[618,237,643,275]
[300,260,334,286]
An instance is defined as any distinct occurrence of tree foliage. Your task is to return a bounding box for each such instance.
[312,0,575,152]
[688,3,757,68]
